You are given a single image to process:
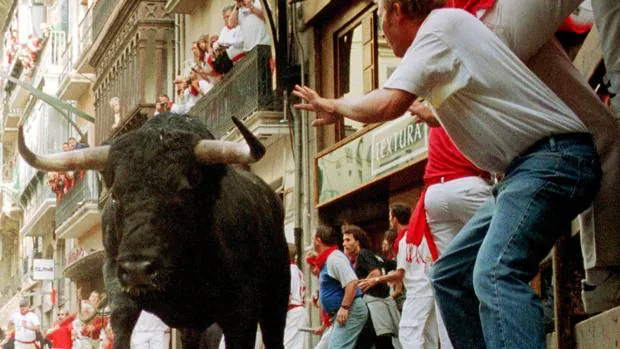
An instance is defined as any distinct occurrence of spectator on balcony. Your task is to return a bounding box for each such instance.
[228,0,271,52]
[205,5,246,76]
[194,39,222,85]
[109,97,122,131]
[154,95,172,116]
[185,70,213,112]
[68,137,88,150]
[170,76,189,114]
[48,172,66,201]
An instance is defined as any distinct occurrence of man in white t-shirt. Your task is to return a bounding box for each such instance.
[130,311,169,349]
[216,5,246,62]
[293,2,601,348]
[228,0,271,52]
[283,243,308,349]
[10,299,41,349]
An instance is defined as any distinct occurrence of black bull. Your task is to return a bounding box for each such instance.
[18,114,290,349]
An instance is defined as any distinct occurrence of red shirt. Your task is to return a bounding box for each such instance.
[424,127,487,183]
[47,314,75,349]
[446,0,495,14]
[447,0,590,34]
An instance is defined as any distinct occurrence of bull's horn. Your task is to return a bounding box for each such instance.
[194,117,266,164]
[18,126,110,171]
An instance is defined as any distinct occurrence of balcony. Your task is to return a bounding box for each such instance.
[58,40,94,100]
[2,107,21,142]
[90,0,174,145]
[55,171,101,240]
[7,31,66,110]
[76,4,95,74]
[64,248,104,281]
[20,174,56,237]
[188,45,285,142]
[92,0,118,45]
[164,0,200,14]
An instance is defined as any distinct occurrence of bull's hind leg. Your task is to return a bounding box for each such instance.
[258,305,286,349]
[220,317,259,349]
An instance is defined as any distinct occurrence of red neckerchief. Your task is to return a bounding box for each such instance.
[190,84,200,96]
[405,189,439,263]
[393,227,409,256]
[315,246,338,270]
[446,0,495,14]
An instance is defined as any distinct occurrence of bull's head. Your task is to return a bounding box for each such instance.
[18,115,265,296]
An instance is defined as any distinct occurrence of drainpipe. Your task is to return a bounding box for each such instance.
[288,90,303,267]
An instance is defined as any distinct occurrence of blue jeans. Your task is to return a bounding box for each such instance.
[330,297,369,349]
[430,133,601,349]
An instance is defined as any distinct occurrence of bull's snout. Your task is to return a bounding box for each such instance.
[118,259,158,287]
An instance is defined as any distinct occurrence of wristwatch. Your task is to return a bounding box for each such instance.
[340,304,351,310]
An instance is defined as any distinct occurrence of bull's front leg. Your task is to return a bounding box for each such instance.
[103,260,140,349]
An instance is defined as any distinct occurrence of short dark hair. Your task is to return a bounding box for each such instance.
[68,137,76,141]
[383,0,446,20]
[315,225,338,246]
[389,202,411,225]
[342,224,370,250]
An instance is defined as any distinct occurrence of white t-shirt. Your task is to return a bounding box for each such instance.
[396,237,434,299]
[11,311,40,342]
[217,25,245,59]
[132,311,168,333]
[384,9,587,172]
[289,263,305,307]
[238,0,271,51]
[326,250,358,287]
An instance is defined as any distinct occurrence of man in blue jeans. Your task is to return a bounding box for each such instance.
[313,225,368,349]
[293,1,602,348]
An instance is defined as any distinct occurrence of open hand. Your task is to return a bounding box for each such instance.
[292,85,340,127]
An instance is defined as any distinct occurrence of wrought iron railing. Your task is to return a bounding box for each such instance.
[22,177,56,224]
[60,39,72,84]
[92,0,117,45]
[48,31,67,67]
[55,171,99,224]
[79,5,93,59]
[188,45,276,138]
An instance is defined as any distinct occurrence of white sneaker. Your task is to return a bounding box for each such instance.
[581,271,620,314]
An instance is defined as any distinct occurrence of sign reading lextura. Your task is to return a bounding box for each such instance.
[315,114,428,206]
[32,259,55,280]
[371,118,426,176]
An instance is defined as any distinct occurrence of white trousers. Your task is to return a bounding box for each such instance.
[283,307,308,349]
[130,331,169,349]
[425,176,492,255]
[399,297,451,349]
[483,0,620,269]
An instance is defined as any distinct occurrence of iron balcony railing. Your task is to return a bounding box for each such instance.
[92,0,117,45]
[48,30,67,67]
[22,178,56,224]
[188,45,276,138]
[60,39,72,84]
[79,5,93,59]
[55,171,100,224]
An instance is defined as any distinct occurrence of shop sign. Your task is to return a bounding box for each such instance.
[316,115,428,206]
[32,259,55,280]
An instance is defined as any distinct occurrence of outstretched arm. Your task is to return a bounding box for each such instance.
[293,85,416,126]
